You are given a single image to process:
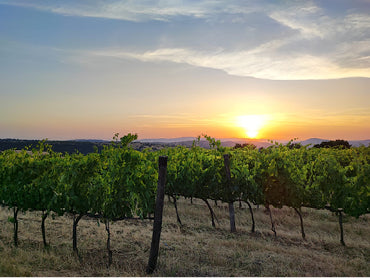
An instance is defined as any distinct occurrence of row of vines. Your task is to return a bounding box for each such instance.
[0,134,159,265]
[0,134,369,264]
[160,136,369,245]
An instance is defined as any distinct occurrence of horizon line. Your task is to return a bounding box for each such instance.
[1,137,369,142]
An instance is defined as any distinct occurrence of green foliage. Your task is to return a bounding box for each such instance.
[233,143,257,150]
[0,134,158,223]
[164,143,225,202]
[120,133,138,147]
[7,216,15,223]
[314,139,351,149]
[0,134,368,246]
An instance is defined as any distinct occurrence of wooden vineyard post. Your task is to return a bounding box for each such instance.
[224,154,236,233]
[146,156,167,274]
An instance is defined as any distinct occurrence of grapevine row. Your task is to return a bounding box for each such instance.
[0,134,369,257]
[160,136,369,244]
[0,134,158,260]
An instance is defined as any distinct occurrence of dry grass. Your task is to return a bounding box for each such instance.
[0,198,369,276]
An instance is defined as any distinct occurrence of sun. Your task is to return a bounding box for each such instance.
[236,115,267,139]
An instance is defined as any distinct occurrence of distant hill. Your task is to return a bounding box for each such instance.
[74,139,108,143]
[349,140,370,147]
[298,138,327,146]
[0,139,110,155]
[137,137,370,149]
[136,137,275,149]
[137,137,196,143]
[298,138,370,148]
[1,137,368,154]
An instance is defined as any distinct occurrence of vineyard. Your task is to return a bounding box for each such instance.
[0,134,369,276]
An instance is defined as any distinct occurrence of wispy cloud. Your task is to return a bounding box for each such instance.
[1,0,369,80]
[0,0,258,21]
[88,46,370,80]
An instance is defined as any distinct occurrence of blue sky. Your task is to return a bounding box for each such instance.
[0,0,369,140]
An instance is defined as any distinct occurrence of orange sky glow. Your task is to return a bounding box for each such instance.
[0,1,369,141]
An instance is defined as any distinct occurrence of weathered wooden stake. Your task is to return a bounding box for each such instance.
[223,154,236,233]
[228,202,236,233]
[146,156,167,274]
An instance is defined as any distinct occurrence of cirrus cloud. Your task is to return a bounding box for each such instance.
[0,0,369,80]
[87,45,369,80]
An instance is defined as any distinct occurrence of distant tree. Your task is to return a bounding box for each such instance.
[234,143,257,149]
[314,140,351,149]
[288,143,302,149]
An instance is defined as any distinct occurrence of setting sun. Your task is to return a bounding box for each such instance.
[236,115,268,139]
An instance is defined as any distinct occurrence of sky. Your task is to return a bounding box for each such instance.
[0,0,369,141]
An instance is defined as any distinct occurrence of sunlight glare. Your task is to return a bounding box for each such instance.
[236,115,267,138]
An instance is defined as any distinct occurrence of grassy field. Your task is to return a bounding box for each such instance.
[0,198,369,276]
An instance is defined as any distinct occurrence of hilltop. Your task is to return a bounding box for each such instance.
[0,137,369,154]
[136,137,370,149]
